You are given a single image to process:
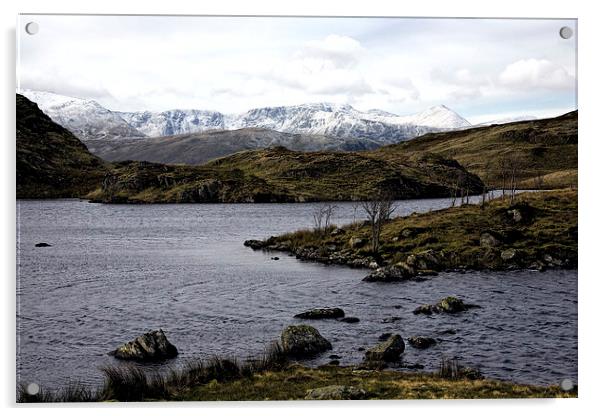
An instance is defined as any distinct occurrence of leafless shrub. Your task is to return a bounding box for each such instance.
[360,194,397,253]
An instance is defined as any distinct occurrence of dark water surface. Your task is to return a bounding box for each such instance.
[16,195,577,389]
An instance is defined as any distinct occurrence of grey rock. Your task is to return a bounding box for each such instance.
[365,334,405,362]
[110,329,178,361]
[413,296,480,315]
[304,385,367,400]
[408,336,437,349]
[243,239,265,250]
[501,248,517,261]
[294,308,345,320]
[338,317,360,323]
[281,325,332,357]
[480,232,501,247]
[362,263,416,282]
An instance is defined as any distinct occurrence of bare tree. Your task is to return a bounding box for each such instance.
[497,155,524,202]
[312,203,337,234]
[360,194,397,253]
[497,157,510,198]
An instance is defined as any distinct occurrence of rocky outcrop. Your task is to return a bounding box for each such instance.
[110,329,178,361]
[408,336,437,349]
[413,296,480,315]
[294,308,345,320]
[304,385,367,400]
[365,334,405,362]
[281,325,332,357]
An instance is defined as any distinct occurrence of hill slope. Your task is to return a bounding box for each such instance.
[376,111,577,189]
[91,147,483,203]
[16,94,108,198]
[89,128,382,165]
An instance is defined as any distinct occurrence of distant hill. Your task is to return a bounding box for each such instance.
[89,128,382,165]
[16,94,108,198]
[374,111,577,189]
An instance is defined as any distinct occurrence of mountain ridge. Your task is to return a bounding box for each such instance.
[21,90,470,145]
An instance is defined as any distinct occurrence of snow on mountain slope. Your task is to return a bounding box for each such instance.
[368,105,471,129]
[118,109,226,137]
[224,102,453,143]
[21,90,473,145]
[20,90,146,141]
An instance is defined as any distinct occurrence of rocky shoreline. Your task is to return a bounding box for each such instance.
[244,190,577,282]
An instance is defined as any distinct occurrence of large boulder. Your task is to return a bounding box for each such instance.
[365,334,405,362]
[281,325,332,357]
[413,296,480,315]
[294,308,345,320]
[406,249,442,271]
[304,385,367,400]
[110,329,178,361]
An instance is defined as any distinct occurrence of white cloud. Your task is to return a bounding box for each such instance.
[499,59,575,90]
[298,34,366,68]
[18,15,577,119]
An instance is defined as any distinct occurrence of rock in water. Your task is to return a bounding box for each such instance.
[413,296,480,315]
[294,308,345,319]
[338,317,360,323]
[281,325,332,357]
[35,242,51,247]
[243,240,265,250]
[365,334,405,362]
[111,329,178,361]
[408,336,437,349]
[305,385,367,400]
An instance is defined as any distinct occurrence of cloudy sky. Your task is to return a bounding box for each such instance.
[18,15,577,123]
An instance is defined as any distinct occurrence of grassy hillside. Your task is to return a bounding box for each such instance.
[16,94,108,198]
[88,147,483,203]
[373,111,577,189]
[251,189,577,274]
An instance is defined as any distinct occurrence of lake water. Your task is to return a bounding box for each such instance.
[16,193,577,390]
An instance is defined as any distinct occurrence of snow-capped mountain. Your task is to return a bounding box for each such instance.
[20,89,146,141]
[373,105,472,129]
[118,109,226,137]
[223,102,459,144]
[21,89,472,145]
[118,102,470,144]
